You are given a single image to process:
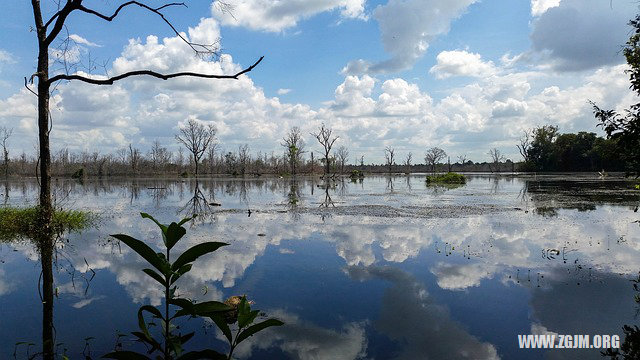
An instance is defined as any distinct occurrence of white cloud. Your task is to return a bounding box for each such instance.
[212,0,367,32]
[277,88,292,95]
[69,34,101,47]
[530,0,560,16]
[343,0,478,74]
[429,50,498,79]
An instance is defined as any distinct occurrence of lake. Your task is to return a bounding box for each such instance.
[0,174,639,359]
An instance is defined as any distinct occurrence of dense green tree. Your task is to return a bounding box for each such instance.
[592,14,640,176]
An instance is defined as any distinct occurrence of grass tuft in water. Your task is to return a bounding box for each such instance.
[0,206,94,242]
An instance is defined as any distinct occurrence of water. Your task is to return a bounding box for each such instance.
[0,174,639,359]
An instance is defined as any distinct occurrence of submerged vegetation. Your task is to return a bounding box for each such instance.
[0,206,93,242]
[426,172,466,184]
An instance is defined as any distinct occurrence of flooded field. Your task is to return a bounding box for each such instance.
[1,174,639,359]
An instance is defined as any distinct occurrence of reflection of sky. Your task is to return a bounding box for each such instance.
[0,176,638,358]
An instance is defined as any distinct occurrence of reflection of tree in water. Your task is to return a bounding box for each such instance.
[524,180,610,217]
[179,180,214,223]
[320,183,335,208]
[386,176,395,192]
[425,182,464,195]
[406,175,412,191]
[287,179,301,207]
[2,180,7,206]
[602,273,640,359]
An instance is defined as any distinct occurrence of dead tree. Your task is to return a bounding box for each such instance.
[311,123,339,176]
[25,2,262,358]
[517,130,531,162]
[488,148,505,173]
[384,146,395,173]
[336,145,349,174]
[404,152,413,173]
[424,147,446,173]
[0,127,12,177]
[281,127,305,175]
[175,119,216,175]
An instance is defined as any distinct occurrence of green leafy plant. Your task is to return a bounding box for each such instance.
[104,213,283,360]
[426,172,466,184]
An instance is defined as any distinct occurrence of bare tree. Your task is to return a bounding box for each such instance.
[128,144,140,172]
[404,152,413,173]
[488,148,505,173]
[207,143,219,174]
[175,119,216,175]
[149,139,171,171]
[281,127,305,175]
[311,123,339,176]
[238,144,250,176]
[0,127,12,177]
[517,130,531,162]
[424,147,447,173]
[457,154,468,165]
[336,146,349,174]
[384,146,395,173]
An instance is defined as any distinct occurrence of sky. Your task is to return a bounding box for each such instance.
[0,0,638,164]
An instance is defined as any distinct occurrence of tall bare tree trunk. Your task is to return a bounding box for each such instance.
[32,2,54,359]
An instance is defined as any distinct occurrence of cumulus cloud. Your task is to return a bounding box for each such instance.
[429,50,498,79]
[277,88,292,95]
[212,0,366,32]
[529,0,636,71]
[343,0,478,74]
[530,0,560,16]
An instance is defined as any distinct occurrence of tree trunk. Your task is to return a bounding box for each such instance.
[32,2,55,358]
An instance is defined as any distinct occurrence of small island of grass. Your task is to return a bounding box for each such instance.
[426,172,466,184]
[0,206,94,242]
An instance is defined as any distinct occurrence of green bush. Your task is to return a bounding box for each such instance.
[426,172,466,184]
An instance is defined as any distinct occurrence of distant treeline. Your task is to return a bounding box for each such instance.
[517,125,623,172]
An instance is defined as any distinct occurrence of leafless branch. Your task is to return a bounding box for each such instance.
[47,56,264,85]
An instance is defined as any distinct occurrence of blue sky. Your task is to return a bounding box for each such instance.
[0,0,638,163]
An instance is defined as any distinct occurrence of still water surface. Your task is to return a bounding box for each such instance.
[0,174,639,359]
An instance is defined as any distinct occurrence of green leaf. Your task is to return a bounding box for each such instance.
[174,300,231,318]
[177,215,196,227]
[179,332,195,345]
[239,309,259,329]
[102,351,152,359]
[170,264,192,285]
[172,242,228,270]
[111,234,168,274]
[208,314,232,343]
[165,222,187,250]
[142,268,166,287]
[140,213,167,232]
[170,297,195,310]
[236,319,284,344]
[177,349,227,360]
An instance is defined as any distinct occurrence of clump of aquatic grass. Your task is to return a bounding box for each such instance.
[426,172,466,184]
[0,206,93,242]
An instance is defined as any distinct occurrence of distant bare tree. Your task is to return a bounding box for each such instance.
[336,146,349,174]
[359,155,365,167]
[457,154,468,165]
[384,146,395,173]
[207,143,219,174]
[238,144,250,175]
[488,148,505,173]
[0,127,12,177]
[175,119,216,175]
[517,130,531,162]
[311,123,339,176]
[128,144,140,172]
[424,147,447,173]
[281,127,305,175]
[149,139,171,171]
